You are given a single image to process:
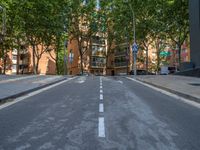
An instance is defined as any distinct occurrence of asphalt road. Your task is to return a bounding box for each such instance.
[0,76,200,150]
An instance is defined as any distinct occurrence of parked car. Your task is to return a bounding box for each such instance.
[129,69,154,75]
[76,71,90,76]
[130,69,146,75]
[160,66,176,75]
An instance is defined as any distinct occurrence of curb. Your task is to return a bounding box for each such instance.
[136,78,200,103]
[0,77,67,104]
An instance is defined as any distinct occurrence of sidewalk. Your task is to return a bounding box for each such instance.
[135,75,200,103]
[0,75,68,103]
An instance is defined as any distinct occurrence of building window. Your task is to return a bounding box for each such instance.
[92,45,106,56]
[115,56,126,67]
[12,64,17,72]
[92,36,105,45]
[12,55,17,60]
[91,56,106,67]
[12,49,17,55]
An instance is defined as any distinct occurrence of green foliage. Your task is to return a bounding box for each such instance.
[0,0,189,74]
[57,47,65,75]
[0,0,71,74]
[67,0,98,74]
[101,0,189,70]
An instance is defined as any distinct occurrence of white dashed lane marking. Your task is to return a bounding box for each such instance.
[98,117,105,137]
[100,94,103,100]
[98,77,105,138]
[99,103,104,113]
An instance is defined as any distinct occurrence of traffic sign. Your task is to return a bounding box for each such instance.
[132,43,138,53]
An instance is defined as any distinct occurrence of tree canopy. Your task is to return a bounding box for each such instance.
[0,0,189,74]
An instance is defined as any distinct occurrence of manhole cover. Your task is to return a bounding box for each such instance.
[189,83,200,86]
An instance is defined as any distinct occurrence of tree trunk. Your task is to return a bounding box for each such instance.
[80,52,83,75]
[3,50,7,74]
[126,38,130,75]
[55,37,60,74]
[156,39,161,74]
[178,43,181,70]
[78,41,83,75]
[56,48,59,74]
[106,44,111,75]
[16,49,19,74]
[36,57,39,74]
[146,48,149,75]
[32,44,37,74]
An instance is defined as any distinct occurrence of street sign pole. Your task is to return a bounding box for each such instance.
[129,2,137,78]
[134,51,137,76]
[132,43,138,77]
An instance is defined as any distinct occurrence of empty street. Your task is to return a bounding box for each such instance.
[0,76,200,150]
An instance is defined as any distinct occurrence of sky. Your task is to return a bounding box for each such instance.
[96,0,100,10]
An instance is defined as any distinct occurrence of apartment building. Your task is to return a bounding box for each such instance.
[67,34,107,75]
[1,38,190,75]
[1,47,56,75]
[106,43,131,76]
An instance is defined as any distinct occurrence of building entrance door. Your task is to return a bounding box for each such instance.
[111,70,115,76]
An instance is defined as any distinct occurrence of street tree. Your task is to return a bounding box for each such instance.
[164,0,189,68]
[11,0,69,74]
[67,0,98,74]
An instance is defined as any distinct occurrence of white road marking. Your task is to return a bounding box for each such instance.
[98,77,105,137]
[99,103,104,113]
[76,76,86,84]
[100,94,103,100]
[98,117,105,137]
[117,80,123,84]
[0,77,77,110]
[32,76,62,84]
[126,77,200,109]
[78,80,85,83]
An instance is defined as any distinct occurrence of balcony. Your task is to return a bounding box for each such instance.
[91,62,106,68]
[92,36,105,45]
[114,62,127,67]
